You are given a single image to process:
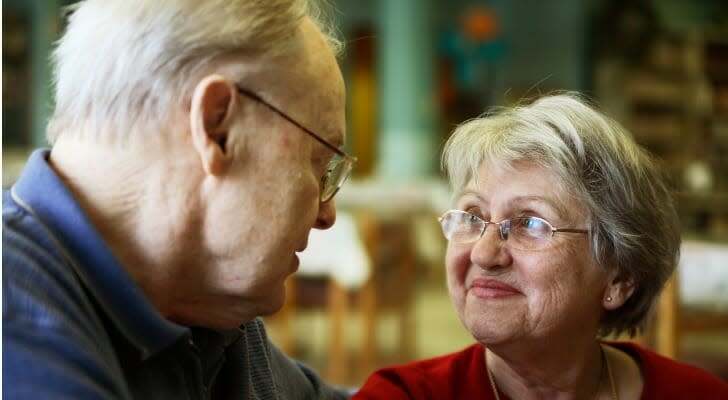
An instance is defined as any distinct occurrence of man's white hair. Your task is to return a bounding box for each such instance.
[47,0,341,144]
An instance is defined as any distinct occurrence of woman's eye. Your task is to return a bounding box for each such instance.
[463,206,481,216]
[521,217,545,229]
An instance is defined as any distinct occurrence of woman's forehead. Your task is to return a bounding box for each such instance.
[458,163,586,218]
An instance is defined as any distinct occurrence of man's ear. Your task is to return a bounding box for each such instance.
[190,74,239,176]
[603,273,635,310]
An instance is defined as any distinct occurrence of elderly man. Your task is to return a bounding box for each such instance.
[3,0,355,398]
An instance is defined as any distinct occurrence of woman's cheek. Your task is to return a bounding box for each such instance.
[446,243,472,287]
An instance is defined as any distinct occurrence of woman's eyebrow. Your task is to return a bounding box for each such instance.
[457,189,482,200]
[455,190,488,206]
[508,195,569,218]
[455,192,573,220]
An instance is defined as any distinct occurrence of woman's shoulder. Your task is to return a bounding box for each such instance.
[605,341,728,398]
[352,343,494,399]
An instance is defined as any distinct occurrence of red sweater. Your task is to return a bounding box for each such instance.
[352,341,728,399]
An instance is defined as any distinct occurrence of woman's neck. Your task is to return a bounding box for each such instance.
[485,338,606,400]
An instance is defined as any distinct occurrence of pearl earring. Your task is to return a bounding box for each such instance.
[606,296,612,302]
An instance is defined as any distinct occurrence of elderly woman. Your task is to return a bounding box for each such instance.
[353,93,728,399]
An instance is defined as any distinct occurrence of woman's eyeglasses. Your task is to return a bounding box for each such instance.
[438,210,588,251]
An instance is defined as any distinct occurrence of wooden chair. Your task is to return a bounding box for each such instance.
[267,211,417,385]
[649,241,728,362]
[356,212,416,378]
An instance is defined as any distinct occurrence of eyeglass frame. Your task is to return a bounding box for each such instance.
[235,85,357,202]
[438,209,588,249]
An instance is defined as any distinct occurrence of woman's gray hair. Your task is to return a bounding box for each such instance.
[47,0,341,144]
[442,92,681,337]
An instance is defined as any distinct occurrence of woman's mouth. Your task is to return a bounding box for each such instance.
[468,278,522,299]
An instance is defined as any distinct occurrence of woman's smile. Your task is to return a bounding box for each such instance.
[468,278,522,299]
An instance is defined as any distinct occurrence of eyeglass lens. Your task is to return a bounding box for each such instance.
[439,210,558,251]
[320,156,354,202]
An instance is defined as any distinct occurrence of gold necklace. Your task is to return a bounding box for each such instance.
[486,346,618,400]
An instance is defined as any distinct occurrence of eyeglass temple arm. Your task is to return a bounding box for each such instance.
[235,86,349,158]
[553,228,589,234]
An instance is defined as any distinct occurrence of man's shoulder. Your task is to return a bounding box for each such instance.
[3,186,103,338]
[3,188,84,317]
[3,189,29,228]
[3,189,131,398]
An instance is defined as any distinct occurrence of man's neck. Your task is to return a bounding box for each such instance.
[49,135,202,319]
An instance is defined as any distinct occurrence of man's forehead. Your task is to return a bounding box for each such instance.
[237,18,345,147]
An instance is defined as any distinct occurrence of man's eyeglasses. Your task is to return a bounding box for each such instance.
[438,210,588,251]
[236,86,356,202]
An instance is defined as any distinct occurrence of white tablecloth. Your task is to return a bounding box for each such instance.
[298,212,371,289]
[679,241,728,311]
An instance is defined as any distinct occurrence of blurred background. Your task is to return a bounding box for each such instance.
[3,0,728,388]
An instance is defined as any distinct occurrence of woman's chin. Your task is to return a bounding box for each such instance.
[463,309,521,346]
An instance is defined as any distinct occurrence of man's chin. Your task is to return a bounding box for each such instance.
[258,282,289,317]
[292,253,300,272]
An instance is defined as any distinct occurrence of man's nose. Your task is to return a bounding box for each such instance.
[314,198,336,229]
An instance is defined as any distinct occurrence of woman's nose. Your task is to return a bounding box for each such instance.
[470,225,512,270]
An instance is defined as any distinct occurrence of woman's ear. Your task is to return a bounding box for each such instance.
[189,74,239,176]
[603,273,635,310]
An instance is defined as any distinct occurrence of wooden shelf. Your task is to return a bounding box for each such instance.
[676,192,728,215]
